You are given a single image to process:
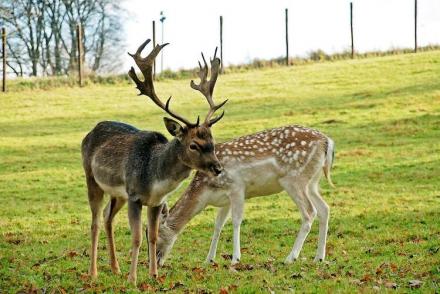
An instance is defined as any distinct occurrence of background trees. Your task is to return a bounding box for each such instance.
[0,0,125,77]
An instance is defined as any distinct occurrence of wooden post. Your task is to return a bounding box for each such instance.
[350,2,354,58]
[76,23,83,87]
[152,20,156,79]
[285,8,289,65]
[414,0,418,52]
[220,15,224,73]
[2,27,6,92]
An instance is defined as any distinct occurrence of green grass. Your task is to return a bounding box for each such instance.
[6,45,440,93]
[1,51,439,293]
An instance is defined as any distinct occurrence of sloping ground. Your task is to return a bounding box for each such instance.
[0,51,439,292]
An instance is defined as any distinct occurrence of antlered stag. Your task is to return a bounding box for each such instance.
[81,39,227,284]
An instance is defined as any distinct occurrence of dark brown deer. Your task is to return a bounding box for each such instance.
[81,39,227,285]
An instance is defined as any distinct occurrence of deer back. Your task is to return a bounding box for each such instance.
[81,121,176,202]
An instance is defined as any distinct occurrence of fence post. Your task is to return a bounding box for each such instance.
[152,20,156,79]
[350,2,354,58]
[220,15,224,73]
[2,27,6,92]
[76,23,83,87]
[285,8,289,65]
[414,0,418,52]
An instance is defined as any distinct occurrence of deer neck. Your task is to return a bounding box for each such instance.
[165,175,209,234]
[155,138,191,182]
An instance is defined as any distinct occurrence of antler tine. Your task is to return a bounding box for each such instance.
[128,39,198,128]
[190,48,228,126]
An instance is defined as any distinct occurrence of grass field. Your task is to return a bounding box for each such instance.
[1,51,439,293]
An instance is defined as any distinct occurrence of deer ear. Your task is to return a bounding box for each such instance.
[164,117,184,139]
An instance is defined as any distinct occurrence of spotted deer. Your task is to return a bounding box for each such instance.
[81,39,227,284]
[155,125,335,266]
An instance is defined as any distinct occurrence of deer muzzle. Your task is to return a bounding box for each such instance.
[210,162,223,176]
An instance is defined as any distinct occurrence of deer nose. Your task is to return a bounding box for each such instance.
[210,163,223,176]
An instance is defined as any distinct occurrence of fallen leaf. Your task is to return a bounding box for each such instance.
[291,273,302,279]
[160,281,184,291]
[317,270,333,279]
[32,255,59,268]
[192,267,206,280]
[157,274,166,284]
[21,284,38,294]
[67,250,78,258]
[139,260,148,266]
[221,254,232,260]
[375,267,383,275]
[360,274,373,283]
[192,267,205,273]
[170,281,184,290]
[263,261,276,273]
[428,246,440,254]
[6,238,24,245]
[384,281,398,289]
[322,119,344,124]
[139,283,155,291]
[70,218,80,224]
[390,263,398,272]
[219,288,228,294]
[79,273,89,282]
[408,279,422,288]
[211,262,219,270]
[231,263,254,271]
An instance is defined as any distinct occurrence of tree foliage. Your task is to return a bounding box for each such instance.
[0,0,125,76]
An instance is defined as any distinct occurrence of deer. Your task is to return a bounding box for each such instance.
[80,39,227,285]
[154,125,335,266]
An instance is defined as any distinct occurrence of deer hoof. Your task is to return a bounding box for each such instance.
[111,267,121,275]
[127,274,137,285]
[314,257,324,263]
[89,268,98,279]
[231,258,240,265]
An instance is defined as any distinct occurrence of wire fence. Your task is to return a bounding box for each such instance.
[2,0,439,92]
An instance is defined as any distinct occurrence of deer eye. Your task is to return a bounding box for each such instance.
[189,143,198,151]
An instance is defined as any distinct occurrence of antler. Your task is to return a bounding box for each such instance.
[128,39,199,127]
[190,48,228,126]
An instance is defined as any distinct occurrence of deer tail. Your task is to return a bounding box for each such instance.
[323,137,335,188]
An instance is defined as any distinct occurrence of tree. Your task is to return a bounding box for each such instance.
[0,0,125,77]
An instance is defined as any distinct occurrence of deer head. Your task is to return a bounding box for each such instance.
[128,39,227,176]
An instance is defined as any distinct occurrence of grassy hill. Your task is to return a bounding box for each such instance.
[0,51,439,292]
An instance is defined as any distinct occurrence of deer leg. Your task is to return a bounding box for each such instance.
[87,177,104,278]
[280,177,316,263]
[127,199,142,285]
[229,192,245,265]
[147,205,162,277]
[308,174,330,262]
[206,205,231,263]
[103,197,126,274]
